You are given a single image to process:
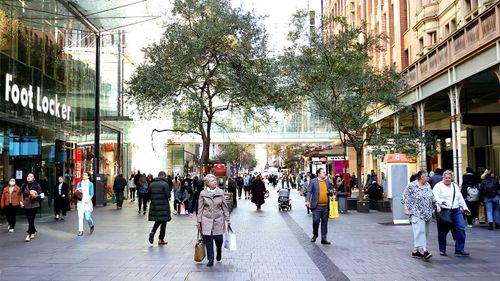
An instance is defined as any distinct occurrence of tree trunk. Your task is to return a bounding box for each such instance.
[356,147,364,201]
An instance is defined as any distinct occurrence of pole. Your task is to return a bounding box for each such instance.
[94,33,101,176]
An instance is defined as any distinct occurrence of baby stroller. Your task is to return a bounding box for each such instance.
[278,188,292,211]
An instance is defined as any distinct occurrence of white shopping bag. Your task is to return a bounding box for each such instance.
[224,226,237,251]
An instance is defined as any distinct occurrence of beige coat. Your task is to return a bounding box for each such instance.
[197,187,230,236]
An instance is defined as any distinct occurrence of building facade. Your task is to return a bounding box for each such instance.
[324,0,500,183]
[0,1,126,191]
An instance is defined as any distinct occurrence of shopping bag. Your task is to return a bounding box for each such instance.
[112,193,117,204]
[179,202,187,215]
[478,202,486,223]
[329,199,339,219]
[194,230,206,262]
[224,226,237,251]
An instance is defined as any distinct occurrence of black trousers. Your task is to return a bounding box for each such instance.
[203,234,223,262]
[115,190,124,207]
[24,208,38,234]
[54,196,69,216]
[465,200,479,225]
[129,188,136,200]
[237,185,243,198]
[190,194,200,214]
[151,221,166,240]
[138,193,149,212]
[5,204,18,229]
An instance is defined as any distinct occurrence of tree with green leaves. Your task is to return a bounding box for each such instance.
[126,0,280,174]
[281,15,407,199]
[214,143,257,172]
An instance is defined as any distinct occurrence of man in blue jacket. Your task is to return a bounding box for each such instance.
[306,168,334,245]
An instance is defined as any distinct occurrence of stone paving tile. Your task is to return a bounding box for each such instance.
[1,183,500,280]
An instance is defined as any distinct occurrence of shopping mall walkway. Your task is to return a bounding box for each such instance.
[1,186,499,281]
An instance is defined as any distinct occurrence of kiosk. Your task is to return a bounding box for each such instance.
[383,153,410,224]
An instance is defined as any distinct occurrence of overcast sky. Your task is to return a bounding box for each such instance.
[232,0,321,52]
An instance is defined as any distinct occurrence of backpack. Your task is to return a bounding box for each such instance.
[139,183,149,194]
[466,186,479,202]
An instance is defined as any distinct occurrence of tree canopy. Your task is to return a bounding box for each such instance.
[126,0,281,172]
[281,15,407,196]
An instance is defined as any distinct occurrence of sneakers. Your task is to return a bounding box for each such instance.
[467,224,473,228]
[439,251,447,256]
[8,229,14,233]
[412,251,425,258]
[455,251,470,257]
[25,235,30,242]
[29,233,35,239]
[78,231,83,236]
[423,251,432,259]
[148,232,154,244]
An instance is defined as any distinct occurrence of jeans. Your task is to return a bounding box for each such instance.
[77,202,94,232]
[312,205,329,240]
[203,234,223,262]
[115,190,124,207]
[5,204,18,229]
[138,193,149,212]
[410,216,430,252]
[437,208,466,253]
[484,196,500,224]
[24,208,38,234]
[151,221,166,240]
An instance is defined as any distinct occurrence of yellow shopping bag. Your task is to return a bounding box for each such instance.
[329,199,339,219]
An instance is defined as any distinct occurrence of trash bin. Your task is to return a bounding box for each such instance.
[95,174,107,206]
[337,192,348,214]
[224,192,233,211]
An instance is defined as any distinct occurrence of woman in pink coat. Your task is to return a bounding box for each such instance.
[197,174,231,267]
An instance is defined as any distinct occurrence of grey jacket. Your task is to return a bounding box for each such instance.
[197,187,230,236]
[306,177,333,209]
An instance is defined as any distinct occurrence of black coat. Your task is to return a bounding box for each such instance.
[148,177,171,222]
[52,182,70,199]
[113,175,127,192]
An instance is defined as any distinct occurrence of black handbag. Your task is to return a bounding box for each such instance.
[436,185,455,224]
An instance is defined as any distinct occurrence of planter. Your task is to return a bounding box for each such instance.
[357,201,370,213]
[369,199,378,210]
[347,198,358,210]
[377,200,392,212]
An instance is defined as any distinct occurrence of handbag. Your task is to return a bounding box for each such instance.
[194,230,206,262]
[179,202,187,215]
[329,198,339,219]
[436,184,455,224]
[224,225,237,251]
[72,189,83,201]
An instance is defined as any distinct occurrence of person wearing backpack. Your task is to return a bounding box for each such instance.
[137,175,150,215]
[461,167,480,227]
[479,169,500,230]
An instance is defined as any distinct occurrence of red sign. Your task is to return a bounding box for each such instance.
[74,148,82,190]
[383,153,409,163]
[213,163,226,177]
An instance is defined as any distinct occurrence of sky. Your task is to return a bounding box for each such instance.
[232,0,321,52]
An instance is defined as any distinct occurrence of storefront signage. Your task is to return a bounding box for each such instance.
[328,156,346,161]
[4,73,72,120]
[311,157,320,161]
[74,149,82,190]
[213,163,226,177]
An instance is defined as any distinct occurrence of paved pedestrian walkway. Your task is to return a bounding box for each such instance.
[0,186,499,281]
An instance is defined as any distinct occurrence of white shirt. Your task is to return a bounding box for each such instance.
[433,181,468,210]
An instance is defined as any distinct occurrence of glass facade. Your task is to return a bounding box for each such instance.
[0,1,122,190]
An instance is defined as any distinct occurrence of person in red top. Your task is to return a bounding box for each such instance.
[1,178,21,232]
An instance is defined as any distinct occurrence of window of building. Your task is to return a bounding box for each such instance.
[450,19,457,33]
[419,37,424,52]
[402,49,409,68]
[444,23,450,36]
[428,31,437,45]
[401,0,408,32]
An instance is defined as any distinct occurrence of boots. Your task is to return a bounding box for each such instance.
[488,222,493,230]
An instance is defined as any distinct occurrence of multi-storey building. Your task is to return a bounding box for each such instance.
[323,0,500,183]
